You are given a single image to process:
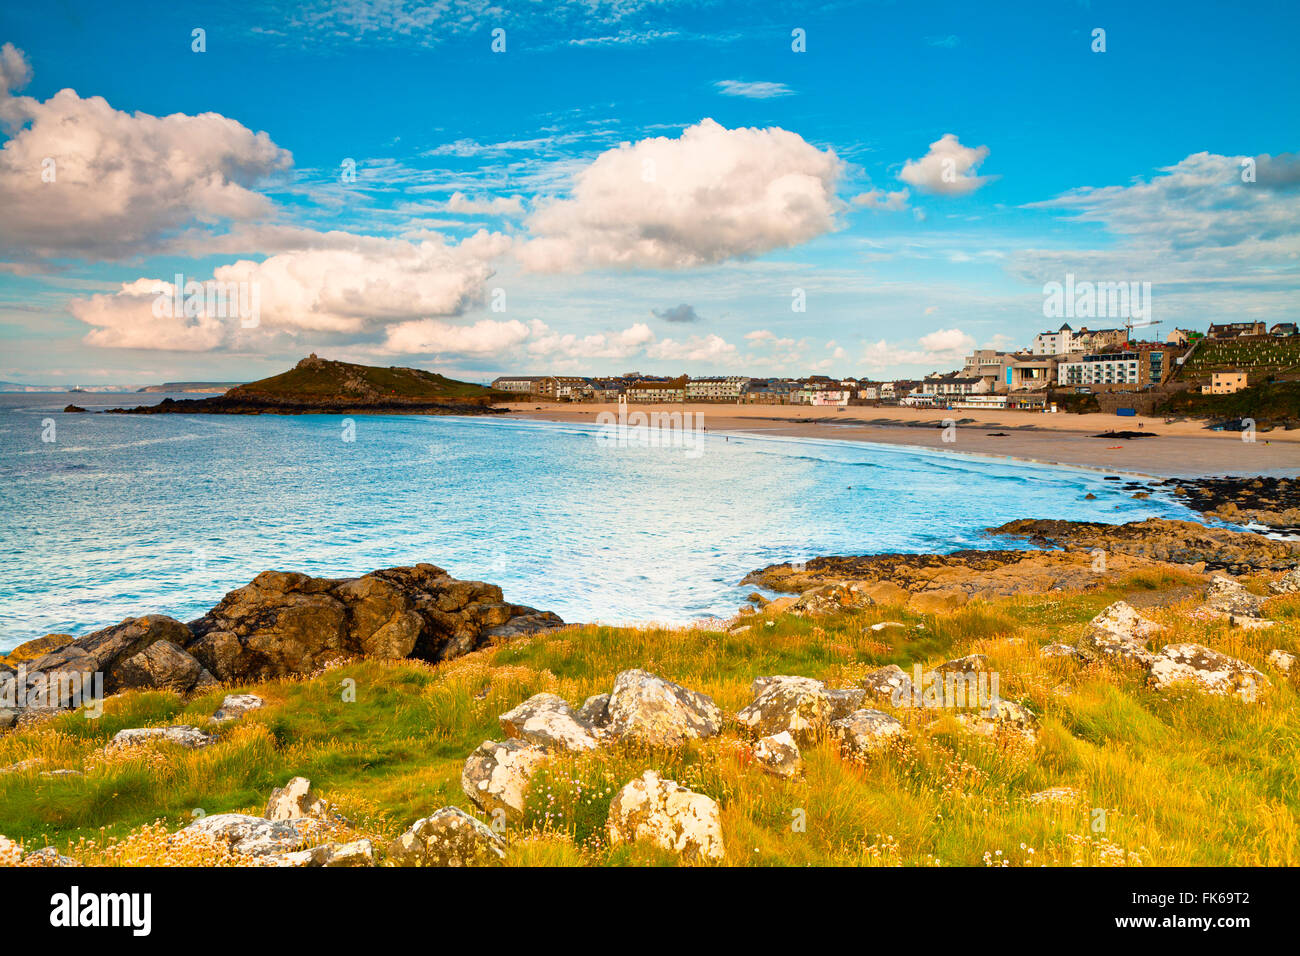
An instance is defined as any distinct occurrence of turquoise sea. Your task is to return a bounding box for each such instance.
[0,392,1204,649]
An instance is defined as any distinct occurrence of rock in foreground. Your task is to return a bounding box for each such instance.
[606,770,724,862]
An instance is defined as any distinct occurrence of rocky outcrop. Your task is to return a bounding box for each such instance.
[960,699,1038,742]
[388,807,506,866]
[187,565,562,681]
[22,616,212,702]
[990,517,1299,573]
[1149,644,1269,702]
[2,566,562,724]
[605,669,722,747]
[606,770,724,862]
[744,547,1175,601]
[859,664,914,706]
[1163,476,1300,533]
[1268,650,1295,675]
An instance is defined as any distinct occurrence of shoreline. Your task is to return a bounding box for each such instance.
[499,402,1300,479]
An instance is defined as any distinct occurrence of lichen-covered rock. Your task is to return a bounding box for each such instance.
[265,776,329,821]
[22,846,79,867]
[1077,601,1163,666]
[1268,567,1300,594]
[577,693,610,728]
[961,699,1038,742]
[859,664,913,706]
[1149,644,1269,702]
[606,770,724,862]
[1204,576,1266,619]
[388,807,506,867]
[499,693,598,752]
[605,669,721,746]
[753,731,801,778]
[736,681,832,743]
[936,654,990,676]
[182,813,320,857]
[788,582,876,617]
[1040,643,1080,660]
[751,675,824,698]
[825,687,867,720]
[112,725,213,749]
[1268,649,1295,675]
[461,739,548,821]
[265,838,376,867]
[829,708,904,757]
[211,693,264,723]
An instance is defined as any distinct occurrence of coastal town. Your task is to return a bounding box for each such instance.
[493,320,1300,416]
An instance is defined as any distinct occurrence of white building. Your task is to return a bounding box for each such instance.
[1057,353,1141,388]
[1031,324,1078,355]
[684,376,750,402]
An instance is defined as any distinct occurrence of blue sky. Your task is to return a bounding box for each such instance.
[0,0,1296,385]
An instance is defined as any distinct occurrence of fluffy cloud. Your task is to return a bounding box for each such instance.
[69,230,511,350]
[898,133,990,196]
[444,191,526,216]
[852,187,910,211]
[382,317,533,355]
[862,328,975,370]
[0,45,291,260]
[517,118,844,271]
[646,333,738,363]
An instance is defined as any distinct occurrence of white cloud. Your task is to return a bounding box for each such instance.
[862,327,975,370]
[646,333,738,363]
[517,118,844,271]
[0,42,32,93]
[0,46,292,260]
[68,230,511,350]
[898,133,990,196]
[382,317,533,355]
[714,80,794,99]
[444,191,526,216]
[852,187,910,211]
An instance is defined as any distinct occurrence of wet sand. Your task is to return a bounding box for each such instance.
[500,402,1300,478]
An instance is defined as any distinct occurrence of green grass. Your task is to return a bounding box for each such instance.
[1,572,1297,866]
[236,359,502,403]
[1156,379,1300,425]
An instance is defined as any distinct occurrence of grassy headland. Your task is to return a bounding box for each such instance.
[3,566,1297,866]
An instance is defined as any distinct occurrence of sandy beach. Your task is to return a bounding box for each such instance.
[501,402,1300,478]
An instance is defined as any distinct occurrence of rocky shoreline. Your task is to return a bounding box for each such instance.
[1,564,562,726]
[101,395,508,416]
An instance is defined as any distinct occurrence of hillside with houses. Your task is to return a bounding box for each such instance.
[492,320,1300,419]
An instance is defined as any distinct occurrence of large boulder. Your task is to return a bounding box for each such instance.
[829,709,904,757]
[114,640,216,694]
[1204,576,1267,620]
[182,813,319,857]
[499,693,598,752]
[265,777,329,821]
[787,582,876,617]
[960,699,1039,742]
[736,680,832,743]
[461,739,548,821]
[211,694,264,723]
[605,670,721,747]
[25,615,197,701]
[185,564,563,682]
[388,807,506,866]
[1268,567,1300,594]
[1077,601,1163,667]
[1149,644,1269,702]
[606,770,724,862]
[859,664,914,707]
[752,731,802,778]
[112,726,214,749]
